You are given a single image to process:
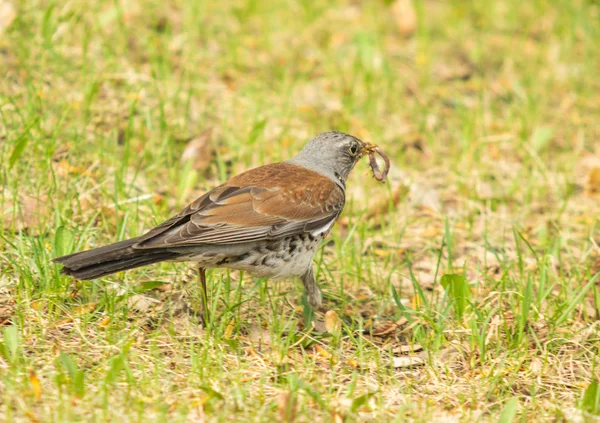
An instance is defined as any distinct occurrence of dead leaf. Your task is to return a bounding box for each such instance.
[530,319,549,341]
[312,320,327,333]
[347,359,360,369]
[0,310,13,326]
[51,159,89,178]
[324,310,341,333]
[485,315,502,346]
[391,0,417,38]
[530,357,542,376]
[31,300,46,312]
[0,1,16,35]
[314,344,334,361]
[410,295,422,309]
[370,317,408,337]
[224,317,236,339]
[434,56,475,82]
[575,154,600,196]
[181,128,213,172]
[56,303,96,325]
[127,295,158,313]
[24,411,40,423]
[391,356,425,368]
[331,412,345,423]
[29,370,42,401]
[278,391,297,423]
[0,295,15,327]
[392,343,423,354]
[72,303,96,316]
[585,166,600,196]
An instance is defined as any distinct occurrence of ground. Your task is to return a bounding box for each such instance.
[1,0,599,421]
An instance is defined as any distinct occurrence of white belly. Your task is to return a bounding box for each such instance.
[180,234,324,280]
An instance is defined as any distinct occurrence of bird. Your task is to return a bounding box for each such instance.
[54,131,389,319]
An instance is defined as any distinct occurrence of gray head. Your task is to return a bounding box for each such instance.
[287,131,372,186]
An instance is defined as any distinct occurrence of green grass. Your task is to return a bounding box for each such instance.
[1,0,600,421]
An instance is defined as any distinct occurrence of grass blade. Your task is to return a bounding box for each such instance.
[440,273,472,319]
[554,273,599,326]
[580,379,600,415]
[497,397,519,423]
[8,117,40,168]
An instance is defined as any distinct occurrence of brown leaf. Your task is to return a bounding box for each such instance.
[391,0,417,38]
[0,312,12,326]
[324,310,341,333]
[530,357,542,376]
[56,303,96,325]
[314,344,334,361]
[224,317,236,339]
[585,166,600,196]
[312,320,327,333]
[278,391,297,423]
[391,356,425,369]
[181,128,213,172]
[392,343,423,354]
[370,317,408,337]
[29,370,42,401]
[72,303,96,316]
[575,154,600,196]
[347,359,360,369]
[127,295,158,313]
[0,295,15,327]
[434,56,475,82]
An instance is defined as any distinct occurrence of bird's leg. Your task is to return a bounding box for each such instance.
[198,266,209,325]
[300,267,322,309]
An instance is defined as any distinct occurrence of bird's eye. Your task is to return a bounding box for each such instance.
[349,143,360,156]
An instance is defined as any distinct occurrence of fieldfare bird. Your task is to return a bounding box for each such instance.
[54,132,390,315]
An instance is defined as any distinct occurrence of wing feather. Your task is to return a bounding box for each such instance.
[134,163,344,248]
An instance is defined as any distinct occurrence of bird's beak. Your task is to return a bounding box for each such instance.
[359,141,378,157]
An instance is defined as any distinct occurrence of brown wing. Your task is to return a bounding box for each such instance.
[134,163,345,248]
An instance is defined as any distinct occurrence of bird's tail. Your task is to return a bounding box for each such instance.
[53,237,177,280]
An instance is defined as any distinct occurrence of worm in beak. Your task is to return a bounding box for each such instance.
[361,142,390,183]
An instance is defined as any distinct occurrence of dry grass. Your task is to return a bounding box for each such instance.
[1,0,599,421]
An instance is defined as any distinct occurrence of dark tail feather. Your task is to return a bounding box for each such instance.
[53,237,177,280]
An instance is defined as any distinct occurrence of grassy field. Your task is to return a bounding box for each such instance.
[1,0,600,421]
